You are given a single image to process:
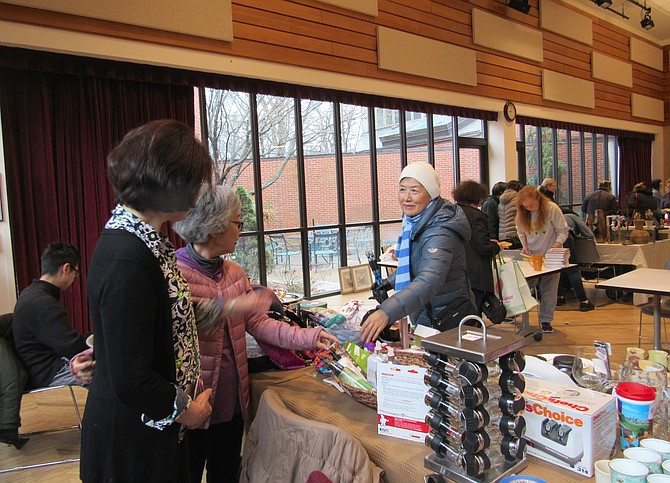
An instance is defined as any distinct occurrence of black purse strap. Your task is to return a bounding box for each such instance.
[491,254,503,301]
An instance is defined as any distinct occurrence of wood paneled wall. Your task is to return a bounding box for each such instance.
[0,0,666,125]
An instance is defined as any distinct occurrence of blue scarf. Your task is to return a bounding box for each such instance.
[394,201,435,292]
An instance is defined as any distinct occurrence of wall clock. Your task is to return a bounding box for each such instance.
[503,101,517,122]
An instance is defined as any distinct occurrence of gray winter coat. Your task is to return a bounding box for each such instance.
[380,198,474,329]
[498,189,519,241]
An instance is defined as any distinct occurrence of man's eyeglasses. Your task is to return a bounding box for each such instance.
[231,220,244,231]
[72,266,80,278]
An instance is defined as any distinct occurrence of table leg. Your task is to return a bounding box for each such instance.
[653,294,662,350]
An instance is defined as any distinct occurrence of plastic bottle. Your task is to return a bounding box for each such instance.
[366,341,384,388]
[327,361,374,390]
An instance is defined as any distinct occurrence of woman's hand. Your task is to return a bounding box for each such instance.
[520,246,531,256]
[175,388,212,429]
[359,310,390,343]
[552,241,563,248]
[315,330,339,350]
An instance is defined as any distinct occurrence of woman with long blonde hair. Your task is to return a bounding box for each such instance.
[516,185,568,334]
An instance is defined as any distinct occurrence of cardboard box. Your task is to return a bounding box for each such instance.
[377,362,429,442]
[523,377,617,477]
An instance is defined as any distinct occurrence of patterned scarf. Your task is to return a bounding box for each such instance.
[394,200,435,292]
[106,204,201,394]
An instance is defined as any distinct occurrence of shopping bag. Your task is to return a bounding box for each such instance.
[498,256,538,317]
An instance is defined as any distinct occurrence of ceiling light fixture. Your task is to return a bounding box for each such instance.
[507,0,531,14]
[595,0,613,7]
[641,10,655,29]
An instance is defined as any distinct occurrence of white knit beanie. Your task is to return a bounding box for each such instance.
[399,162,441,199]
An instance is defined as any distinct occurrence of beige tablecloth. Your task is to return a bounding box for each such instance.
[248,367,572,483]
[596,239,670,270]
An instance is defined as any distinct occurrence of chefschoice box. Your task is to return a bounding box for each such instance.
[523,377,617,477]
[377,362,429,442]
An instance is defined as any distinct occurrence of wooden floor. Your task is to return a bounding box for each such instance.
[0,286,663,482]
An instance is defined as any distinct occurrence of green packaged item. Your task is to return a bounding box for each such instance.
[345,341,371,376]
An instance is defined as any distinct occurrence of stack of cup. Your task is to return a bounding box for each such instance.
[622,359,668,441]
[615,382,657,449]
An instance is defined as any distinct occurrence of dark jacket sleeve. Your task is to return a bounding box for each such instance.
[380,227,456,324]
[470,214,500,258]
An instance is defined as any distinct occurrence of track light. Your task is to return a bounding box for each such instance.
[596,0,613,7]
[507,0,530,14]
[641,11,654,29]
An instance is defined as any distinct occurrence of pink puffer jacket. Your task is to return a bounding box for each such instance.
[176,253,322,425]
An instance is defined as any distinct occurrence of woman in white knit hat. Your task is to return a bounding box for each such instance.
[360,162,476,343]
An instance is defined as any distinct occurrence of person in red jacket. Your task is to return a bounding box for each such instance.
[174,185,337,483]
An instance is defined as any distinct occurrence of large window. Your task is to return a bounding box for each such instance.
[519,122,619,212]
[203,88,491,298]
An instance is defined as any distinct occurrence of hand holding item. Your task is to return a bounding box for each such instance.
[551,241,563,249]
[70,348,96,384]
[315,330,339,350]
[176,388,212,429]
[359,309,390,343]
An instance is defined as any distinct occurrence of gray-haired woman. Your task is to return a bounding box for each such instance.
[174,185,337,483]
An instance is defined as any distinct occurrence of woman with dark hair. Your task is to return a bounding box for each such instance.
[453,181,502,316]
[174,185,337,483]
[516,185,569,334]
[81,120,214,482]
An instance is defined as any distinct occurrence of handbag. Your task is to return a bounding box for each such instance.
[482,256,506,324]
[425,298,477,332]
[497,254,538,317]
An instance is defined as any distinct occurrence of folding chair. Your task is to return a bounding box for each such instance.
[571,237,614,306]
[0,312,83,474]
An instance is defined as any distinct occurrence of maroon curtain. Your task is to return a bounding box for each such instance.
[0,67,194,332]
[618,137,653,209]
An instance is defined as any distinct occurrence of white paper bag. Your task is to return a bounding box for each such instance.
[498,258,538,316]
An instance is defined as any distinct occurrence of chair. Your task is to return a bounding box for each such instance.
[310,230,339,269]
[347,226,373,264]
[572,237,614,306]
[268,234,301,268]
[0,313,83,474]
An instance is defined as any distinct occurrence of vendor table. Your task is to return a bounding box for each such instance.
[595,238,670,269]
[596,268,670,350]
[248,367,569,483]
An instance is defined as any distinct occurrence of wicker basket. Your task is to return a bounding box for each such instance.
[393,347,429,368]
[341,381,377,409]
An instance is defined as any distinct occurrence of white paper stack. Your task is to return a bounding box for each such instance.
[544,247,570,268]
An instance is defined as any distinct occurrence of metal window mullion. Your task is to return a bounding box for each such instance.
[249,93,267,286]
[334,103,346,268]
[369,107,382,259]
[293,97,311,297]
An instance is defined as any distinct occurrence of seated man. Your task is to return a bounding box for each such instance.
[12,242,93,389]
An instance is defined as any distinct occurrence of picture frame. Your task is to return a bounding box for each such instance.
[351,264,372,292]
[338,266,354,294]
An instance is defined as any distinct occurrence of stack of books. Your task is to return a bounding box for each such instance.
[544,248,570,268]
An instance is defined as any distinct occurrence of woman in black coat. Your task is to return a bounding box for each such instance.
[626,182,662,221]
[81,121,213,483]
[453,181,503,315]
